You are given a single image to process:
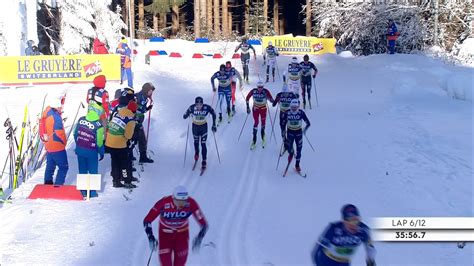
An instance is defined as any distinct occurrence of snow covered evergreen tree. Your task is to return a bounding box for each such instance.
[247,0,274,38]
[59,0,126,54]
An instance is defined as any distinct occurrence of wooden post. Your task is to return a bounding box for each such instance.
[229,11,232,35]
[138,0,144,39]
[244,0,249,35]
[207,0,213,35]
[172,4,179,36]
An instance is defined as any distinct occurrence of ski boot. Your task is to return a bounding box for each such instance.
[250,141,256,150]
[232,105,236,116]
[218,113,223,124]
[139,155,154,163]
[194,153,199,161]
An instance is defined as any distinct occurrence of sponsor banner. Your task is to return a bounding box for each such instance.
[0,54,121,86]
[262,36,336,55]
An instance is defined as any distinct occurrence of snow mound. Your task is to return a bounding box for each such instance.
[339,50,354,58]
[446,72,473,101]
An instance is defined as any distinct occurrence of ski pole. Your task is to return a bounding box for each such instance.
[211,90,216,110]
[313,77,319,107]
[183,120,190,168]
[212,131,221,164]
[304,133,316,152]
[146,99,153,141]
[146,249,154,266]
[266,103,277,144]
[66,101,85,143]
[270,107,278,144]
[276,142,284,170]
[237,113,250,142]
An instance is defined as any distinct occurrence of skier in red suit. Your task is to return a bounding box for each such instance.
[143,186,208,266]
[246,80,274,149]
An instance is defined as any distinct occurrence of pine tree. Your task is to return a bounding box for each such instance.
[248,0,274,37]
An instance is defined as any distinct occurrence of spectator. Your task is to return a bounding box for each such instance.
[93,37,109,54]
[116,37,133,88]
[39,95,68,185]
[386,19,400,54]
[25,40,41,56]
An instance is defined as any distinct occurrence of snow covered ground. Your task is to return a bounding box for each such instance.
[0,40,472,265]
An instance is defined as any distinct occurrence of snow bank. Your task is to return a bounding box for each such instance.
[339,50,354,58]
[446,71,473,101]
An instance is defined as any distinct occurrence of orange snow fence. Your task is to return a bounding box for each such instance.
[232,53,240,59]
[192,53,204,58]
[213,53,223,59]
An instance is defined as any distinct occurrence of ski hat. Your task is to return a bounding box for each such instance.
[93,75,106,88]
[225,61,232,68]
[219,64,226,71]
[256,81,264,88]
[341,204,360,220]
[303,54,309,61]
[127,99,138,113]
[290,99,299,109]
[281,84,289,92]
[268,41,272,46]
[173,185,189,200]
[291,57,298,64]
[142,82,155,94]
[195,96,204,104]
[120,37,127,44]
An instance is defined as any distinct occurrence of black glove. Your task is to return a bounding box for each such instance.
[183,114,188,119]
[366,259,376,266]
[148,234,157,251]
[246,103,251,114]
[272,101,277,107]
[99,154,104,161]
[211,125,217,132]
[146,105,153,111]
[303,125,310,135]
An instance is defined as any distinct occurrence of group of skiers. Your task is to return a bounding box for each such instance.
[142,185,376,266]
[39,75,155,190]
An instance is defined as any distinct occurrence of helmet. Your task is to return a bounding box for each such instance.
[290,99,299,109]
[256,81,265,88]
[195,96,204,104]
[268,41,273,46]
[225,61,232,68]
[341,204,360,220]
[93,75,106,88]
[281,84,289,92]
[291,57,298,64]
[219,64,226,71]
[173,185,189,200]
[303,54,309,61]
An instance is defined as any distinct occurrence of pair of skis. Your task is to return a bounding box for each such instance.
[192,159,206,176]
[278,144,307,178]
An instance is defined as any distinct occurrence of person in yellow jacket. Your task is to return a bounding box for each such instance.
[106,95,137,188]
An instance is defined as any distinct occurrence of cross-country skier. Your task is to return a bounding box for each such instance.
[263,41,279,82]
[283,57,303,96]
[105,95,137,188]
[135,82,155,163]
[235,37,256,83]
[143,185,208,266]
[281,99,310,173]
[211,64,233,123]
[300,55,318,109]
[183,96,217,171]
[225,61,243,115]
[246,81,274,149]
[40,95,68,185]
[74,101,104,197]
[272,83,298,147]
[311,204,376,266]
[386,19,399,54]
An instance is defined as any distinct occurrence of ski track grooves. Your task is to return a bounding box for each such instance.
[217,147,262,265]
